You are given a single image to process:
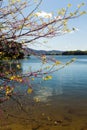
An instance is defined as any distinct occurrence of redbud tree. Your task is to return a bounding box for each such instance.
[0,0,86,104]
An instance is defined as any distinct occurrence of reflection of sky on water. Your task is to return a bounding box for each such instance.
[33,83,63,102]
[20,55,87,102]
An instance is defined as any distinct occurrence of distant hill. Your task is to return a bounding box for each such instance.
[24,48,87,56]
[24,48,63,56]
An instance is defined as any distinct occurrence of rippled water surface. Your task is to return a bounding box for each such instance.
[0,55,87,130]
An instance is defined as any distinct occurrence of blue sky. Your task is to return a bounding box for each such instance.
[30,0,87,51]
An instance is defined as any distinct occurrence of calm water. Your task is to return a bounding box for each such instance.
[20,55,87,102]
[0,55,87,130]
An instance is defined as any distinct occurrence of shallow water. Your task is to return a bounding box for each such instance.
[0,55,87,130]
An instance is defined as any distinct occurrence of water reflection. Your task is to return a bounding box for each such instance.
[20,55,87,102]
[1,55,87,102]
[0,56,87,130]
[34,85,63,102]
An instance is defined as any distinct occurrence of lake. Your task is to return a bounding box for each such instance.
[0,55,87,130]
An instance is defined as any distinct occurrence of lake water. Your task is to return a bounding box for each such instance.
[0,55,87,130]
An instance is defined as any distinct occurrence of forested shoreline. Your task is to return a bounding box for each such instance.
[0,41,24,60]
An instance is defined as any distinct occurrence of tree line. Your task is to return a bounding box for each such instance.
[62,50,87,55]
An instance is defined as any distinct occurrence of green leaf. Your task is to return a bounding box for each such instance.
[80,11,87,15]
[27,88,33,94]
[43,75,52,80]
[67,4,72,8]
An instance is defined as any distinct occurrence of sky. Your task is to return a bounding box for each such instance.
[29,0,87,51]
[2,0,87,51]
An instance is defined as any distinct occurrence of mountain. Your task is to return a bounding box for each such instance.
[24,48,63,55]
[23,48,87,56]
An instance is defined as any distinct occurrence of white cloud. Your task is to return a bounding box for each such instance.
[35,11,52,18]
